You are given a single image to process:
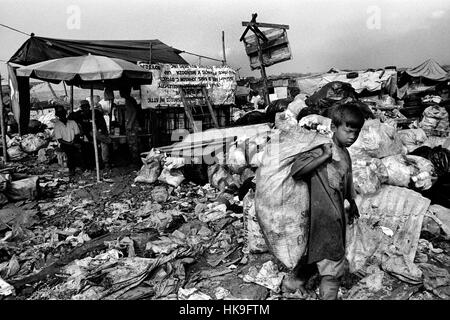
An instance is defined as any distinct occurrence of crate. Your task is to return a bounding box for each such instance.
[148,105,232,147]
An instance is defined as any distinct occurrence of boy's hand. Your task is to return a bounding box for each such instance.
[321,143,333,158]
[348,199,359,225]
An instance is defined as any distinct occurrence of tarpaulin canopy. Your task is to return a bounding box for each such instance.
[8,36,188,66]
[405,59,449,81]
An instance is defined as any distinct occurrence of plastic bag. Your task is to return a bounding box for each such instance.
[348,119,404,159]
[246,135,268,168]
[398,129,428,153]
[134,149,163,184]
[381,155,434,189]
[20,134,48,153]
[135,161,162,184]
[158,168,185,188]
[419,106,449,130]
[4,176,39,201]
[287,94,308,119]
[428,146,450,176]
[207,164,236,191]
[243,189,268,253]
[352,158,388,195]
[423,136,448,149]
[0,174,11,192]
[255,127,334,269]
[410,146,450,177]
[274,111,298,133]
[7,146,26,161]
[226,145,247,174]
[298,114,332,135]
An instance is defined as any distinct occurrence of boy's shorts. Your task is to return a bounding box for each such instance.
[317,257,346,278]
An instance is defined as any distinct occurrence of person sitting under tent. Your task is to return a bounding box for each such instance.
[53,105,84,175]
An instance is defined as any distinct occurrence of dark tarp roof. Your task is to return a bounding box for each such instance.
[405,59,449,81]
[9,36,188,66]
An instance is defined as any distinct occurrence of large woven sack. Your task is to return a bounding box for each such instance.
[255,126,334,269]
[243,189,268,253]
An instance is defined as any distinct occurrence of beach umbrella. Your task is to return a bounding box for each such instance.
[17,54,152,182]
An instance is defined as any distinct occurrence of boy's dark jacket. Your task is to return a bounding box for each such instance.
[291,144,355,264]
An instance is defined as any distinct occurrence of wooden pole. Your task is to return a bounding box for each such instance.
[91,86,100,182]
[47,82,58,101]
[70,85,74,113]
[255,35,269,105]
[0,75,8,163]
[222,31,227,66]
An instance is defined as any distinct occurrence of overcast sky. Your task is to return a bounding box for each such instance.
[1,0,450,80]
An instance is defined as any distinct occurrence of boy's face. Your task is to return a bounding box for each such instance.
[332,123,361,147]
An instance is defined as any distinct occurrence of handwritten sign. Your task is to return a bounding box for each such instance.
[139,63,236,109]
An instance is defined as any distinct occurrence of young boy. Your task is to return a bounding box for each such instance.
[286,103,365,300]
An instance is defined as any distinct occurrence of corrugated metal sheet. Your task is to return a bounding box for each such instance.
[346,185,431,274]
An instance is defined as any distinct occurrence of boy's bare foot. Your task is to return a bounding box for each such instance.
[282,274,307,294]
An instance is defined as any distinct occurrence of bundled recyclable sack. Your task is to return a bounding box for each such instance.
[352,158,388,195]
[158,168,185,188]
[419,106,449,130]
[226,145,247,174]
[20,133,48,153]
[4,176,39,201]
[398,129,428,153]
[255,126,335,269]
[381,154,434,190]
[134,149,164,184]
[348,119,404,159]
[243,189,268,253]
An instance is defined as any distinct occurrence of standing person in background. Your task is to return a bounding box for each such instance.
[53,105,84,175]
[119,85,142,163]
[69,100,111,169]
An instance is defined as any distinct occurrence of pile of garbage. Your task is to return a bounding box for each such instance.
[5,129,53,162]
[1,90,450,301]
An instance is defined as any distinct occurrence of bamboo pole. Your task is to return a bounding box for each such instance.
[70,85,74,113]
[0,75,8,163]
[91,86,100,182]
[222,31,226,66]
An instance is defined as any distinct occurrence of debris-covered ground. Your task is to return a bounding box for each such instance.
[1,153,449,301]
